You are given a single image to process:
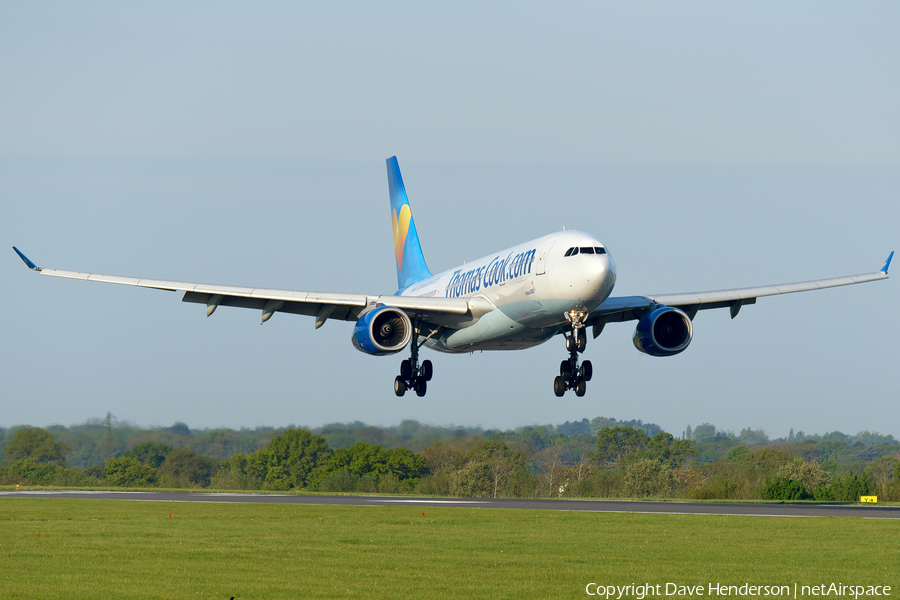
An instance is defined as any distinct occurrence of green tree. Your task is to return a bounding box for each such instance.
[724,446,750,462]
[311,442,425,491]
[3,427,70,466]
[450,461,493,498]
[156,448,218,488]
[589,417,619,436]
[763,477,807,500]
[864,456,897,497]
[775,457,829,492]
[647,432,697,467]
[124,442,173,469]
[213,453,257,489]
[105,456,157,486]
[467,440,524,498]
[692,423,717,441]
[592,426,649,467]
[246,429,330,490]
[623,459,675,497]
[813,472,874,501]
[737,428,770,446]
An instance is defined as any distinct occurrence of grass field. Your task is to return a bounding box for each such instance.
[1,498,898,599]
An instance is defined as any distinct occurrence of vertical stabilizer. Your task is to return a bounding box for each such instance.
[387,157,432,290]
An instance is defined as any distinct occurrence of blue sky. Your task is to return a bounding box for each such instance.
[2,2,898,438]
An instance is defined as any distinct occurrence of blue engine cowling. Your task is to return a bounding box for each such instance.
[351,306,413,356]
[633,306,693,357]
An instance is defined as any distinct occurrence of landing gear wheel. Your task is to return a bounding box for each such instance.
[395,321,436,396]
[394,376,407,397]
[553,376,566,397]
[581,360,592,382]
[555,324,593,398]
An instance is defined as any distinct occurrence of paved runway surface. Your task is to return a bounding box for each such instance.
[2,490,897,518]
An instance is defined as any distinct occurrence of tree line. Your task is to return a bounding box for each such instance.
[1,416,899,501]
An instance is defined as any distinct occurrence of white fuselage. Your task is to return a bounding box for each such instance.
[398,231,616,352]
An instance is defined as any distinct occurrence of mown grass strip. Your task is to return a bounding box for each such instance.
[1,498,897,599]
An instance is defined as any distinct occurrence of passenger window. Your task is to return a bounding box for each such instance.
[595,247,606,255]
[564,247,574,257]
[580,247,594,254]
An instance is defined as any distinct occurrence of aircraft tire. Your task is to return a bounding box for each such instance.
[415,379,427,397]
[394,376,407,397]
[400,359,412,379]
[582,360,593,382]
[560,360,572,377]
[553,376,566,397]
[574,380,586,397]
[566,336,575,352]
[422,360,433,381]
[576,331,586,352]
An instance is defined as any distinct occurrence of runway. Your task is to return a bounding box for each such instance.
[2,490,897,518]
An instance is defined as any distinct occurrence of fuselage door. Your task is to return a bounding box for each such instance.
[535,241,556,275]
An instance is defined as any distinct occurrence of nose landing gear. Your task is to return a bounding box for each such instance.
[554,312,592,397]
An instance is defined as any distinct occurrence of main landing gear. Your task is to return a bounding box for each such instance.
[394,327,433,397]
[554,312,592,397]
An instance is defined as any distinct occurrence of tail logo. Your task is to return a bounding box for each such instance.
[392,205,412,270]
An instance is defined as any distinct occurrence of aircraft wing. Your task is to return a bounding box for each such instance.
[587,252,893,332]
[12,247,472,328]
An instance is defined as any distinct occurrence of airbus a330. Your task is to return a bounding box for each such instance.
[14,157,893,397]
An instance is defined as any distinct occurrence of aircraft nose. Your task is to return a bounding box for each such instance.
[581,253,616,302]
[584,253,608,280]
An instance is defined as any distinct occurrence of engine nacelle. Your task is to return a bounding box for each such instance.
[351,306,413,356]
[633,306,693,357]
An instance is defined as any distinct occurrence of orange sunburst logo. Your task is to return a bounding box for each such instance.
[392,205,412,270]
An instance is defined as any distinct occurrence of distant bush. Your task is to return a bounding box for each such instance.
[686,475,746,500]
[156,449,218,488]
[451,461,492,498]
[316,469,359,493]
[105,456,156,487]
[3,460,101,487]
[762,477,808,501]
[623,459,675,498]
[814,472,874,502]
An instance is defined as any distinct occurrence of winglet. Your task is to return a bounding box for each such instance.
[881,251,894,274]
[12,247,41,271]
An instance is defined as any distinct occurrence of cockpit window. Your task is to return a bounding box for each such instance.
[565,246,608,257]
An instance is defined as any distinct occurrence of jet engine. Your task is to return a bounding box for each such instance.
[351,306,413,356]
[632,306,692,357]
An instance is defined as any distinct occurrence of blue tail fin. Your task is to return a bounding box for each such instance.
[387,157,432,290]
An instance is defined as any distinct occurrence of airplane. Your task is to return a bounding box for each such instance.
[13,157,893,398]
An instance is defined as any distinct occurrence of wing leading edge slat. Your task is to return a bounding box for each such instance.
[592,266,889,325]
[30,266,472,325]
